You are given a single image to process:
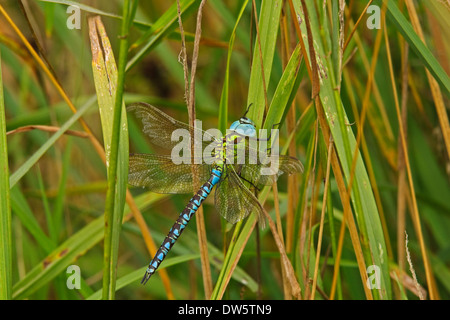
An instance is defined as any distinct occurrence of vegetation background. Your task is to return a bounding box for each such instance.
[0,0,449,300]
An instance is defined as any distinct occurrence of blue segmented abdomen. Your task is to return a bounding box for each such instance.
[141,166,222,285]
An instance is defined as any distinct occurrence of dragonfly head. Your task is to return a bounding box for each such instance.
[229,117,257,137]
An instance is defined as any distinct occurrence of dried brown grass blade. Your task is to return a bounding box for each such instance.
[310,137,333,300]
[176,0,213,298]
[261,206,302,299]
[383,21,437,300]
[316,100,373,300]
[7,125,88,138]
[405,0,450,163]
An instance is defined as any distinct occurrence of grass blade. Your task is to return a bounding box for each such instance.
[12,216,104,299]
[10,186,55,253]
[126,0,200,72]
[86,254,199,300]
[0,49,12,300]
[383,0,450,96]
[218,0,250,133]
[247,0,283,125]
[212,10,304,299]
[12,192,164,299]
[293,0,391,298]
[88,10,131,299]
[9,97,95,188]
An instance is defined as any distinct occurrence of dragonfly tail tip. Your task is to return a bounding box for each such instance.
[141,272,151,285]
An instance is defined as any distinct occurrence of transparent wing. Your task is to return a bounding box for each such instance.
[128,153,213,194]
[235,155,303,189]
[214,164,265,228]
[128,102,219,150]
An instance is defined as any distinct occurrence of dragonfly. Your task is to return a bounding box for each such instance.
[127,102,303,285]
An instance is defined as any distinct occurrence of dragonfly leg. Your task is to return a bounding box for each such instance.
[256,122,280,142]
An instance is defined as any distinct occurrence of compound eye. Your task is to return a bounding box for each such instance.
[229,120,240,131]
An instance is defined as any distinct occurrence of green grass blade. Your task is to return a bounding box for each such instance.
[88,239,258,300]
[12,192,164,299]
[247,0,283,126]
[36,167,56,243]
[218,0,250,134]
[53,136,72,239]
[294,0,392,299]
[212,7,304,299]
[382,0,450,96]
[10,186,55,253]
[9,97,95,188]
[88,8,131,300]
[12,215,105,300]
[263,44,302,130]
[126,0,200,72]
[39,0,151,27]
[0,49,12,300]
[86,254,199,300]
[43,1,55,36]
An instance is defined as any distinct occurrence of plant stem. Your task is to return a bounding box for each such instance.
[102,0,135,300]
